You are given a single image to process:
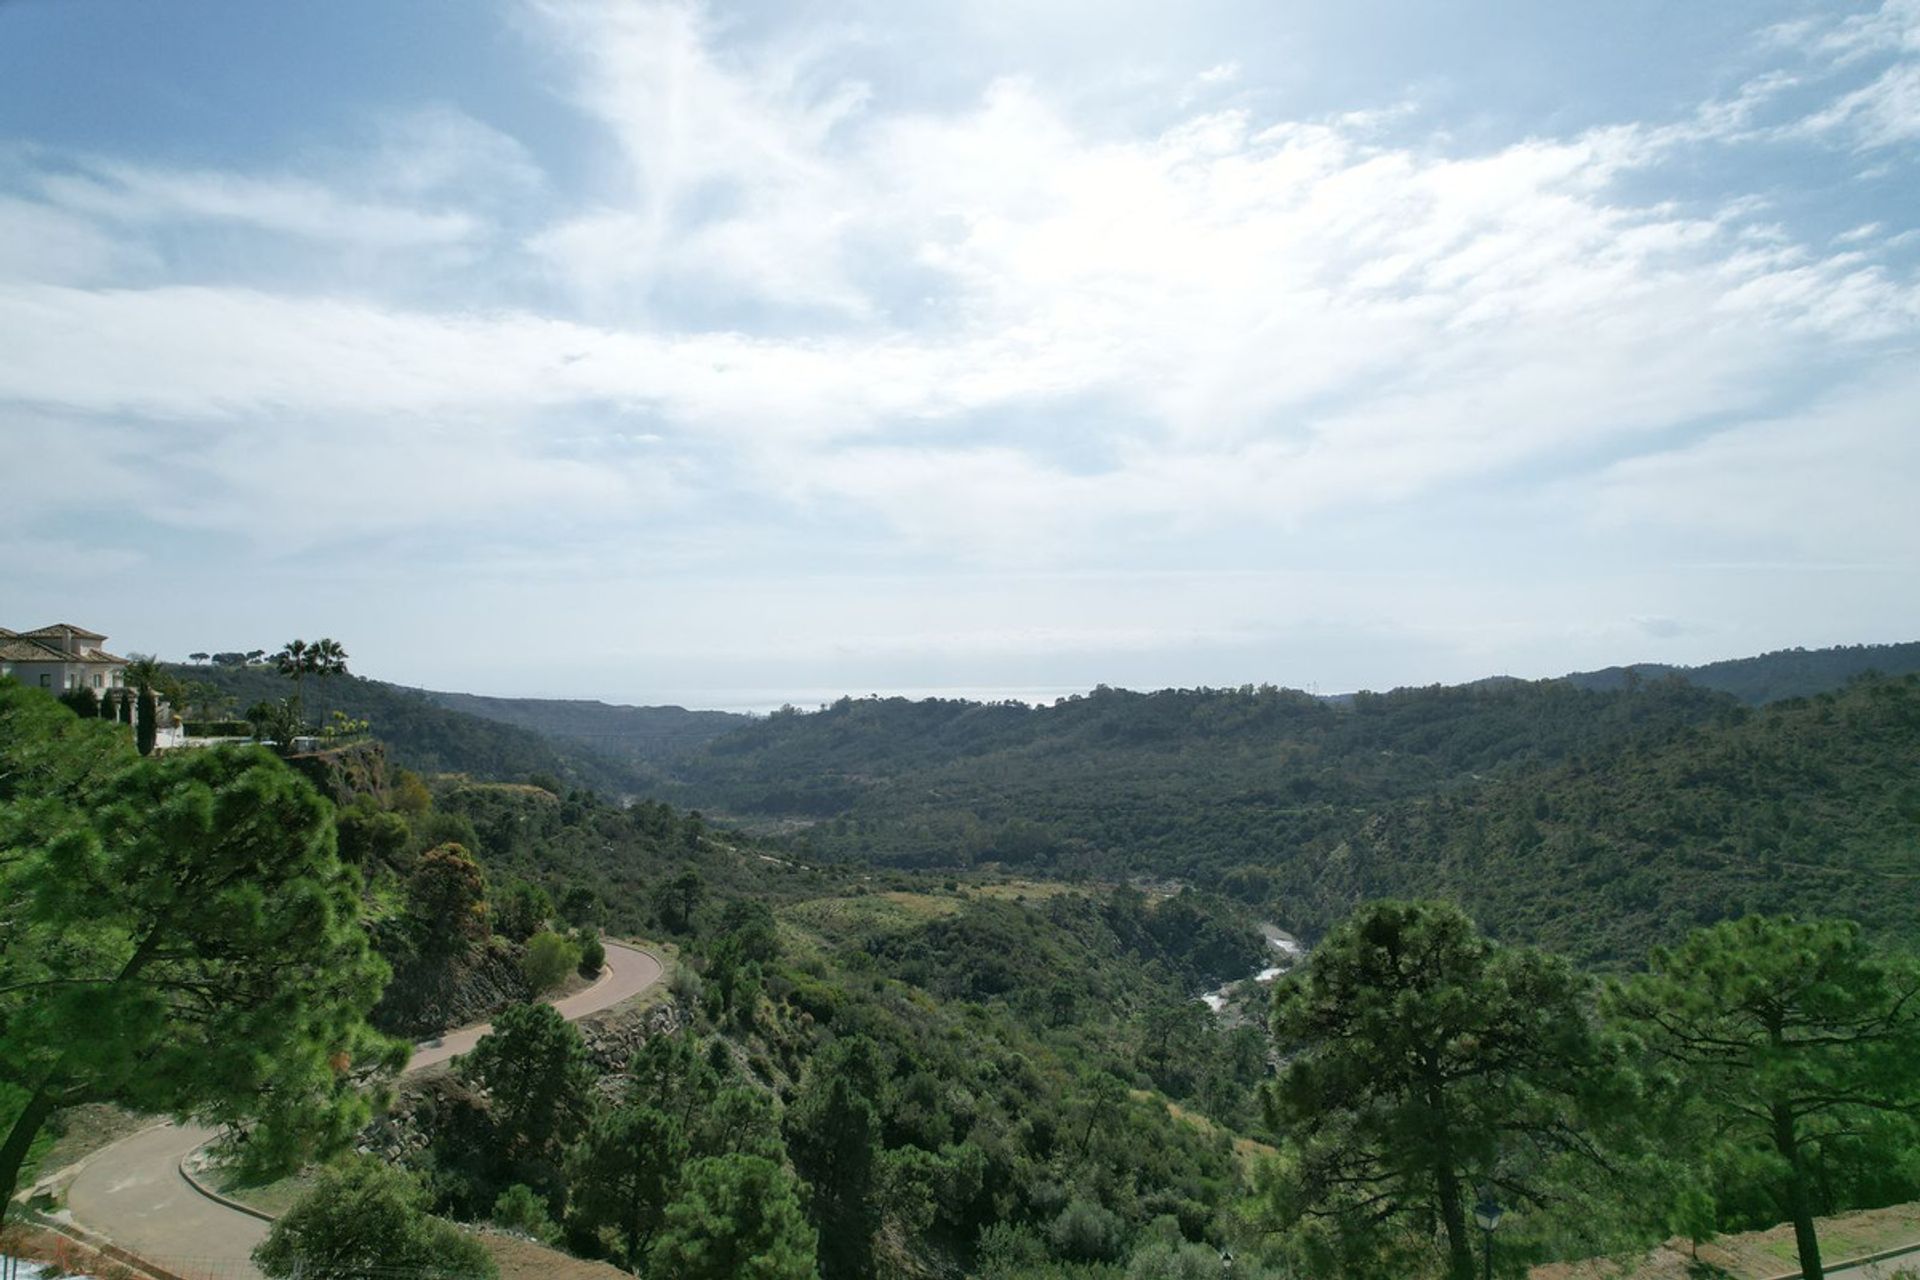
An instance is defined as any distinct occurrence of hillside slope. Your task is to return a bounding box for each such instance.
[1565,640,1920,704]
[647,672,1919,964]
[1274,674,1920,963]
[422,690,745,762]
[164,664,641,794]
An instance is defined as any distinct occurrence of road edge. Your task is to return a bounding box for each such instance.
[166,937,668,1223]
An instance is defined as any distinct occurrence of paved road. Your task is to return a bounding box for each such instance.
[1823,1244,1920,1278]
[61,941,663,1279]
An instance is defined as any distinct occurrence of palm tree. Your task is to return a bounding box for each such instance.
[274,637,350,730]
[309,637,350,680]
[274,639,312,727]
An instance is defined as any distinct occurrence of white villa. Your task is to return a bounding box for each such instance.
[0,623,131,694]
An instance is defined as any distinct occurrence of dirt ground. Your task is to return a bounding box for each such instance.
[1534,1201,1920,1279]
[473,1229,629,1280]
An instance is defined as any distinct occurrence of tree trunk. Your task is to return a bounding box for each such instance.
[0,1086,58,1212]
[1772,1102,1823,1280]
[1434,1159,1476,1280]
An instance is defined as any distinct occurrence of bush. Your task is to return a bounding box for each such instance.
[1050,1199,1126,1263]
[522,930,582,994]
[182,719,253,737]
[668,963,703,1006]
[253,1158,496,1280]
[576,930,606,977]
[1127,1240,1229,1280]
[491,1183,558,1243]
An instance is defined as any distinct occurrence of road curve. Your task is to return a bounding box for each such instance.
[61,940,663,1278]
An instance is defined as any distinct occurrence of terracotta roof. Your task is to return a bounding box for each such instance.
[0,636,129,665]
[0,637,66,663]
[23,623,107,640]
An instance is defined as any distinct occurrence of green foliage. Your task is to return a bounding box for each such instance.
[655,868,706,933]
[335,801,411,871]
[495,878,554,943]
[1605,916,1920,1279]
[1048,1198,1126,1262]
[568,1103,685,1267]
[1126,1238,1247,1279]
[1566,641,1920,705]
[647,673,1920,967]
[523,930,582,994]
[169,660,637,793]
[460,1002,594,1157]
[408,843,491,956]
[786,1036,883,1278]
[576,930,606,976]
[58,686,100,718]
[245,697,305,746]
[426,690,745,764]
[492,1182,559,1242]
[647,1154,818,1280]
[136,685,157,756]
[0,683,404,1206]
[254,1157,495,1280]
[1264,901,1623,1280]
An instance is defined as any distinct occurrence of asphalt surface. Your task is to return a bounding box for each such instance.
[61,940,663,1278]
[1823,1244,1920,1278]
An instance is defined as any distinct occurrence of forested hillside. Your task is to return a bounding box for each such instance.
[1260,674,1920,962]
[652,675,1734,817]
[11,663,1917,1280]
[163,663,642,795]
[642,673,1920,963]
[423,690,745,763]
[1565,640,1920,704]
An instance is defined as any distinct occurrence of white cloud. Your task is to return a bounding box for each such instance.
[1,0,1916,579]
[0,196,150,284]
[37,161,480,248]
[1797,61,1920,146]
[1581,366,1920,559]
[525,0,873,313]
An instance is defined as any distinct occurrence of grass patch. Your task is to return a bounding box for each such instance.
[780,892,962,941]
[205,1156,318,1218]
[969,879,1081,903]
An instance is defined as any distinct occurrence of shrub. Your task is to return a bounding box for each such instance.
[253,1158,496,1280]
[182,719,253,737]
[522,930,582,994]
[491,1183,558,1243]
[1050,1199,1126,1263]
[576,930,606,977]
[668,963,704,1005]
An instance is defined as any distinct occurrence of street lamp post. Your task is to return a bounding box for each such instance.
[1473,1192,1504,1280]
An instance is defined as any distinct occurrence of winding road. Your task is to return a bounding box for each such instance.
[57,940,663,1280]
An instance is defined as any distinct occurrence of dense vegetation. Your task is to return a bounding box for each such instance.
[633,672,1919,965]
[1565,640,1920,705]
[163,661,643,795]
[1269,674,1920,962]
[424,690,745,764]
[9,637,1919,1279]
[0,679,404,1209]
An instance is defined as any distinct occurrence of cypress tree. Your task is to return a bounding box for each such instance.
[136,685,158,755]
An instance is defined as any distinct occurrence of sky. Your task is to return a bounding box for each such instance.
[0,0,1916,710]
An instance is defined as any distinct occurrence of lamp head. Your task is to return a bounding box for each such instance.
[1473,1194,1503,1233]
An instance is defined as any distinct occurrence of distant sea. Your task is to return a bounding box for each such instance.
[628,685,1093,715]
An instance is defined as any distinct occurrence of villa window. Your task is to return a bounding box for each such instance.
[93,673,103,688]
